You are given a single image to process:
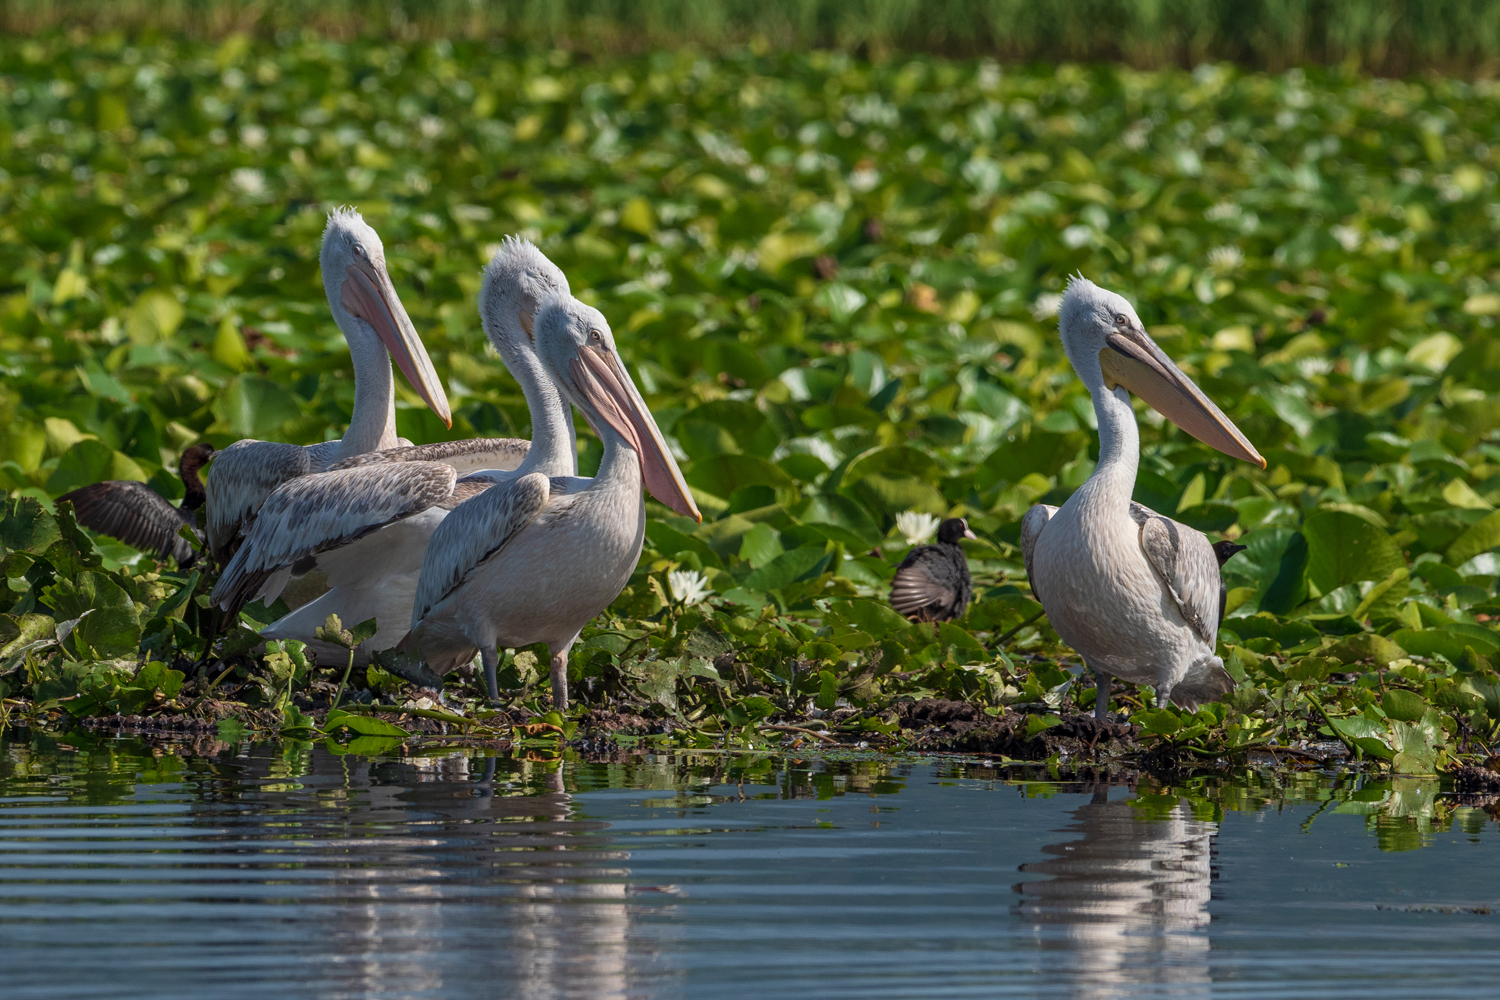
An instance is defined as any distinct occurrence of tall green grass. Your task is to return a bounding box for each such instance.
[4,0,1500,72]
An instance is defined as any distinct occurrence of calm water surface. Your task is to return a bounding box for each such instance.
[3,730,1499,999]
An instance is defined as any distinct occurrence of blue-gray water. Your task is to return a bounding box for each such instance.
[3,732,1499,999]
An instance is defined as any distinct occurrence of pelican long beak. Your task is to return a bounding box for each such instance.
[571,345,701,522]
[341,260,452,428]
[1099,327,1265,468]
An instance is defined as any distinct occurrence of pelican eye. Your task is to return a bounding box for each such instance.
[1113,313,1127,325]
[589,329,604,344]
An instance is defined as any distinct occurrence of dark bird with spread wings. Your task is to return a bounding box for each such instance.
[889,517,977,623]
[59,443,215,569]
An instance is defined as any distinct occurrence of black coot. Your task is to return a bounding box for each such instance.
[889,517,976,623]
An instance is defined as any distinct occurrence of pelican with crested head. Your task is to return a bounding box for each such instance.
[204,207,453,562]
[1020,276,1265,720]
[398,295,700,710]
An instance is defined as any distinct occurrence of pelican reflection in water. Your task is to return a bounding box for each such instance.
[206,752,647,1000]
[1015,787,1216,998]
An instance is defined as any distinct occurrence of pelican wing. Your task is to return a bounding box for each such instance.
[1019,504,1058,605]
[59,481,198,567]
[211,461,457,615]
[328,437,530,476]
[204,440,312,559]
[410,472,551,627]
[1130,503,1220,646]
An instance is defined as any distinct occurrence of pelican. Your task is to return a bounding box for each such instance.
[1020,277,1265,719]
[397,296,701,710]
[204,207,455,563]
[59,443,215,569]
[209,239,573,666]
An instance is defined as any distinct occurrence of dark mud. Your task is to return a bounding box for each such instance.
[892,698,1139,757]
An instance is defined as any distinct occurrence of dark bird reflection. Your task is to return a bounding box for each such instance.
[1015,787,1216,999]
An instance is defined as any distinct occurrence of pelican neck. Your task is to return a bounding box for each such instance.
[335,314,401,459]
[587,419,644,497]
[500,340,578,479]
[1075,381,1140,511]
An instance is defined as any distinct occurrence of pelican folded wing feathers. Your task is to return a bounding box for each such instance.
[327,437,531,477]
[1130,503,1219,647]
[211,462,458,616]
[1019,504,1058,606]
[407,472,552,632]
[205,440,313,559]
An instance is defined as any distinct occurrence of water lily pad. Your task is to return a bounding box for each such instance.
[1324,633,1406,667]
[1303,510,1406,596]
[1221,614,1320,650]
[742,544,829,592]
[1381,689,1429,723]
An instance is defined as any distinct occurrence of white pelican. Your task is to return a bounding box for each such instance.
[397,296,702,710]
[204,208,453,562]
[1020,277,1265,719]
[209,239,573,666]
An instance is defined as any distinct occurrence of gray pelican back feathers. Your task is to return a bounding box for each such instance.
[326,437,530,476]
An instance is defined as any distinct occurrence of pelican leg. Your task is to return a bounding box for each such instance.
[1093,668,1111,722]
[549,648,569,712]
[481,647,500,703]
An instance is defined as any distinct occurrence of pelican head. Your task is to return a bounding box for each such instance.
[479,236,571,352]
[1060,276,1264,468]
[534,297,701,522]
[321,207,451,427]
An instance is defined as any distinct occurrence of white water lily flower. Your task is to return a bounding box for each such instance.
[1208,245,1245,271]
[668,569,712,606]
[895,511,940,546]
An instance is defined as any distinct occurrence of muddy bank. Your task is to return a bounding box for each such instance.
[892,698,1140,757]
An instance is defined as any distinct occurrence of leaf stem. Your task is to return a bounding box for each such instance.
[332,648,354,710]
